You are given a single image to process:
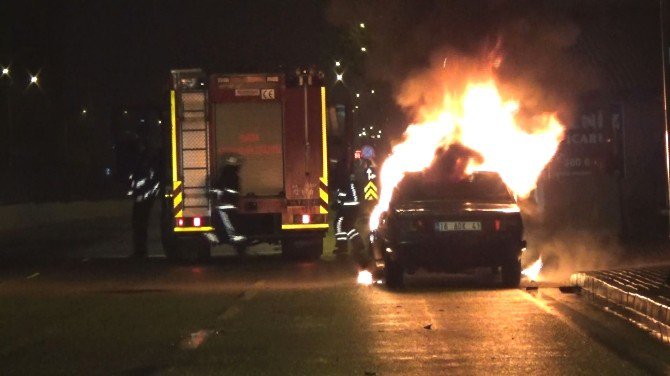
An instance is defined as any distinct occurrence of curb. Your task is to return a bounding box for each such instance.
[571,271,670,344]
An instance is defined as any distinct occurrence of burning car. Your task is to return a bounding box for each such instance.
[370,162,526,288]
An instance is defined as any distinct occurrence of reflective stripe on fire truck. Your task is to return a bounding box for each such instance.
[319,86,329,214]
[170,90,178,182]
[282,223,329,230]
[173,181,184,218]
[174,226,215,232]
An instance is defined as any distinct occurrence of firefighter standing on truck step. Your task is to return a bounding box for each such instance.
[211,154,247,248]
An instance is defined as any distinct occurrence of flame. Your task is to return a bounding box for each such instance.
[357,270,374,286]
[369,75,564,231]
[521,257,543,282]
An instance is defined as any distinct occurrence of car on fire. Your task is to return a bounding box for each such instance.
[370,170,526,288]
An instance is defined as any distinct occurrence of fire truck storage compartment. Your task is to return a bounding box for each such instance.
[214,102,284,197]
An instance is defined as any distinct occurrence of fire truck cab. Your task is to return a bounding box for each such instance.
[161,69,330,260]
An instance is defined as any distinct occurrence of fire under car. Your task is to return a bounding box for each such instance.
[370,170,526,288]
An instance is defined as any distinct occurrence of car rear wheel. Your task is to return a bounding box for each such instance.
[501,258,521,288]
[384,257,404,289]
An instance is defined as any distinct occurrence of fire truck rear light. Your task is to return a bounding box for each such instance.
[177,218,185,227]
[495,219,501,231]
[193,217,202,227]
[302,214,311,224]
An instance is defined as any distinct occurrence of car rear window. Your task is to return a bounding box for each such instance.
[394,172,514,203]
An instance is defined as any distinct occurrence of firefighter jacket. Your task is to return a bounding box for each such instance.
[129,152,161,203]
[336,176,361,208]
[213,165,241,206]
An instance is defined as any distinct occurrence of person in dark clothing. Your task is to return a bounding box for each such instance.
[211,154,247,246]
[129,140,162,257]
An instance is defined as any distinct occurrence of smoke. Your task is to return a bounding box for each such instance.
[327,0,597,123]
[521,223,626,283]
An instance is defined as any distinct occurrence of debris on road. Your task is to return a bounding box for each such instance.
[423,324,432,330]
[180,329,214,350]
[559,285,582,294]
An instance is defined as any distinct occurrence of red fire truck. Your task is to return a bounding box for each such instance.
[161,69,330,260]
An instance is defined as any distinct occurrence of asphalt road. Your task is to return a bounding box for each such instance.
[1,218,669,375]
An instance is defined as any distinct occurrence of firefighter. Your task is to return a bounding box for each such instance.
[334,173,365,256]
[211,154,247,246]
[129,135,162,258]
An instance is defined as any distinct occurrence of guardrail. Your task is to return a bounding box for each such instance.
[571,272,670,344]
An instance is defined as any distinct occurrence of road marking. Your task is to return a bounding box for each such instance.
[180,329,214,350]
[241,280,266,301]
[218,280,266,321]
[518,289,586,337]
[26,273,40,279]
[218,305,242,321]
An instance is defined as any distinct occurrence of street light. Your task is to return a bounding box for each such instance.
[29,75,38,85]
[335,61,341,67]
[336,73,344,82]
[1,68,8,76]
[361,47,367,52]
[360,23,365,28]
[370,89,375,94]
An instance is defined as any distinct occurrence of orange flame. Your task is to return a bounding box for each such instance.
[370,75,564,231]
[521,257,543,282]
[357,270,374,286]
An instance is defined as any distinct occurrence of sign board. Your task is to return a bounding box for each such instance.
[550,104,623,177]
[235,89,260,97]
[361,145,375,160]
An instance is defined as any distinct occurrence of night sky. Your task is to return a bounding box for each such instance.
[3,0,335,111]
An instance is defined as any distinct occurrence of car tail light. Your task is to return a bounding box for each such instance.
[193,217,201,227]
[497,216,521,231]
[406,218,429,232]
[177,218,185,227]
[302,214,311,224]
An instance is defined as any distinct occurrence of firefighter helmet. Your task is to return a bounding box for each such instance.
[222,153,243,167]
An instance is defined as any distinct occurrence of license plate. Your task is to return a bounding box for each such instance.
[435,221,482,231]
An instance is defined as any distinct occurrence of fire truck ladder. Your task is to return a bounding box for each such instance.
[174,85,212,230]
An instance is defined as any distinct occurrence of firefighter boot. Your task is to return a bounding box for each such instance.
[334,240,348,256]
[351,234,367,267]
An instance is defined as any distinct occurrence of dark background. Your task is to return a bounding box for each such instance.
[0,0,348,203]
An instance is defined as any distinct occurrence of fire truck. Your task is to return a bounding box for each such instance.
[161,69,330,260]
